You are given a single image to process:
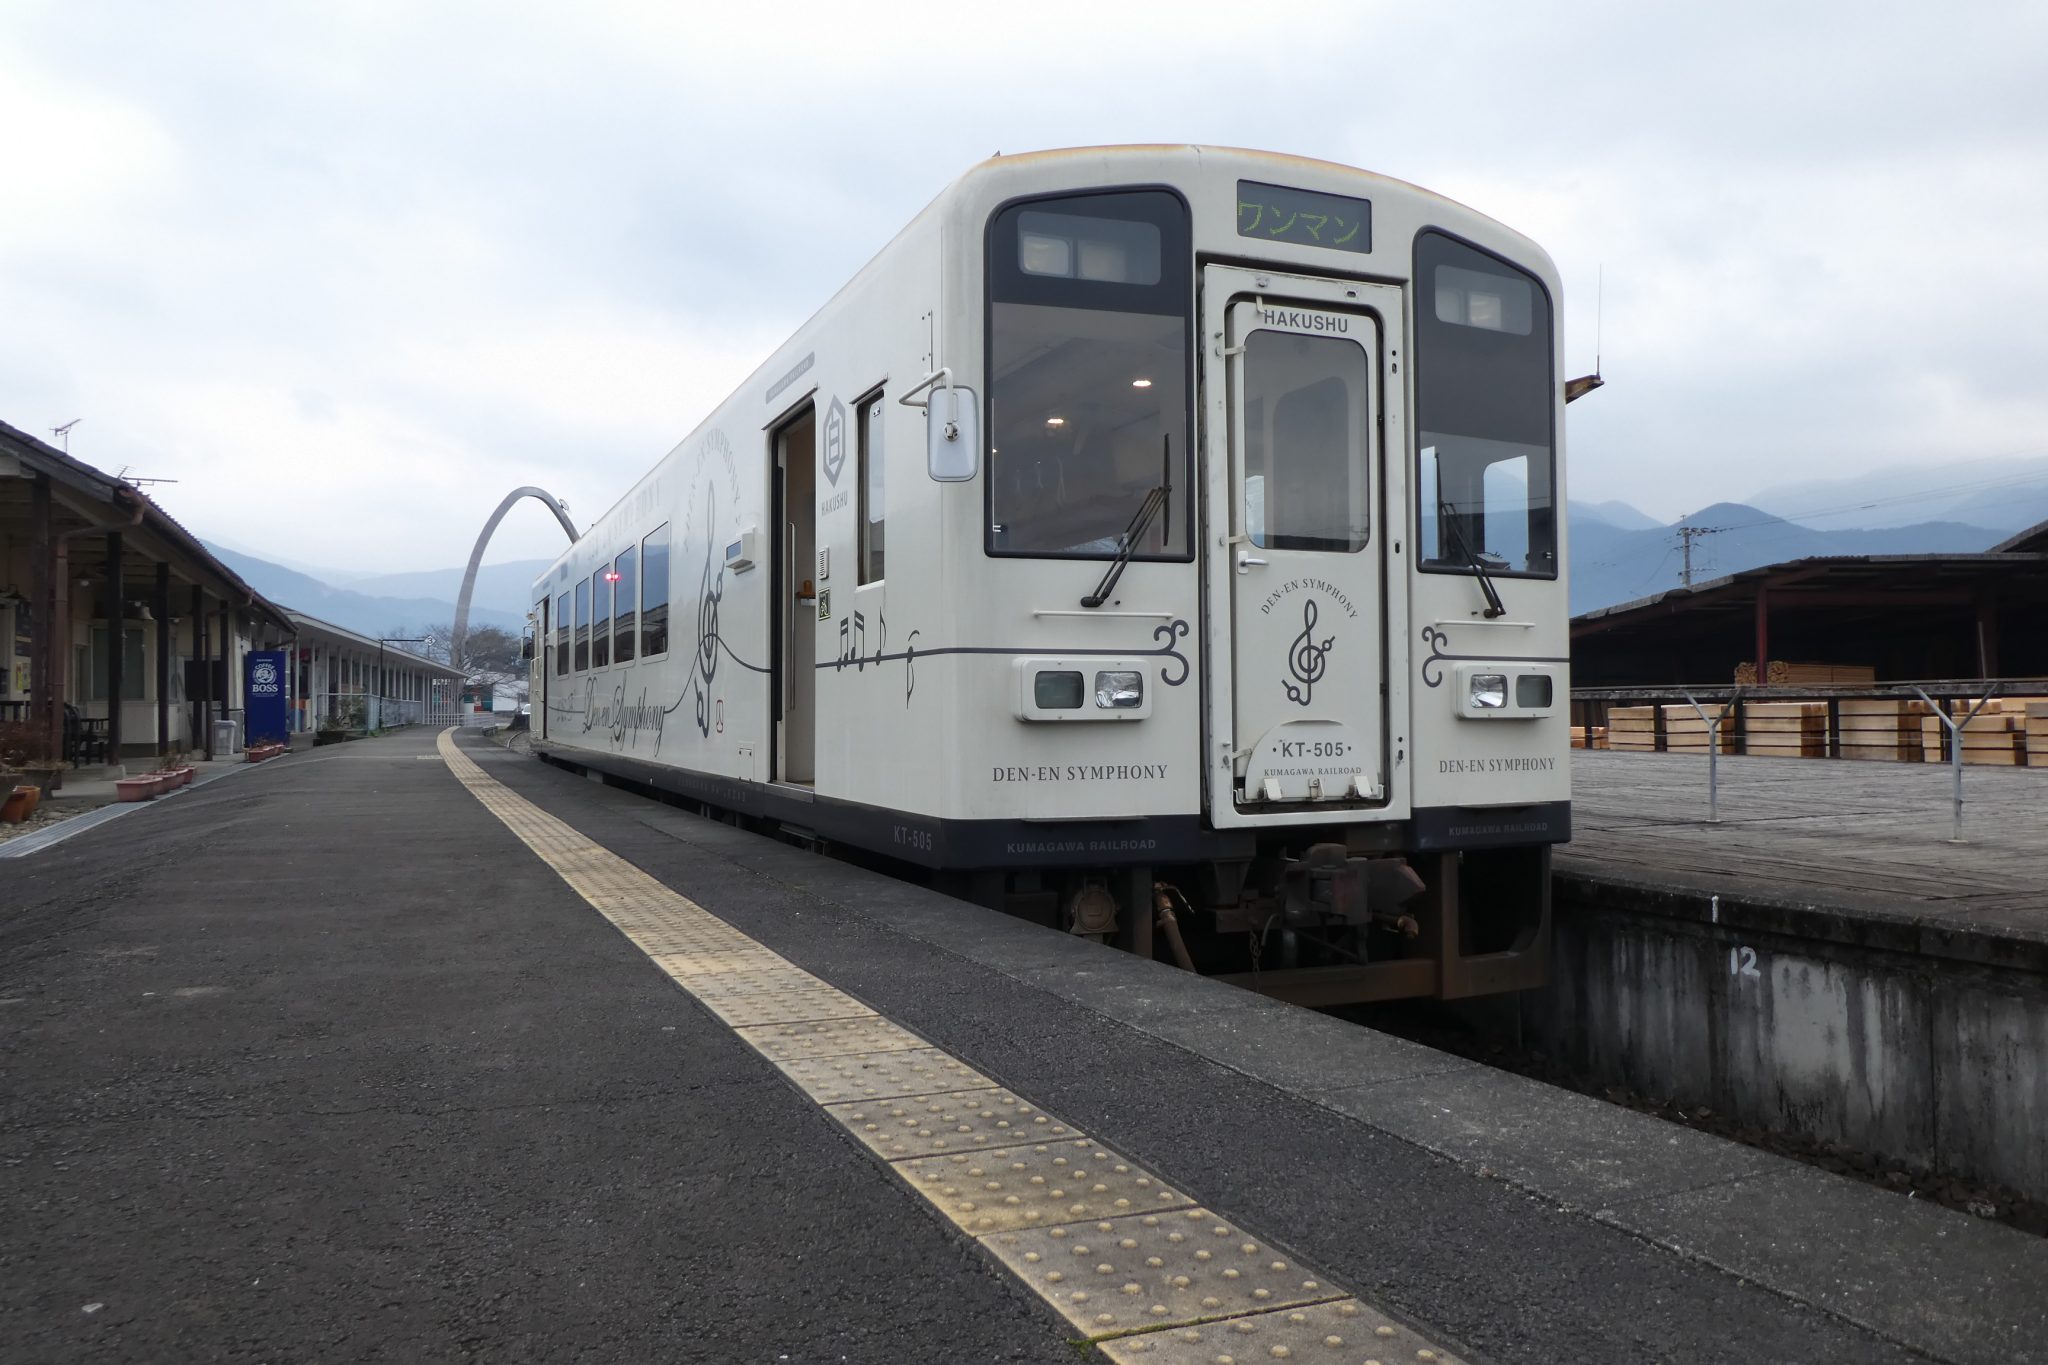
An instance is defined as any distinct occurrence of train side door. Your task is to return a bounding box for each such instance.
[533,596,548,739]
[1201,268,1403,825]
[770,404,818,785]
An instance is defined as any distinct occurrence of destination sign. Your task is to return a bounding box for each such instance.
[1236,181,1371,254]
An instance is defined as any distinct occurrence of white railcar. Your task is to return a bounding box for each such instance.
[529,146,1570,1003]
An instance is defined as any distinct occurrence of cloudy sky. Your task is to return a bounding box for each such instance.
[4,1,2044,573]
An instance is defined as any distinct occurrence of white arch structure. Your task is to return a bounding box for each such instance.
[452,486,578,666]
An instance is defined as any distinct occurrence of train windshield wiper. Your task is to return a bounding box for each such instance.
[1437,499,1507,619]
[1081,436,1173,609]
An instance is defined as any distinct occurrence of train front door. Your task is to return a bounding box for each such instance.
[1201,267,1400,824]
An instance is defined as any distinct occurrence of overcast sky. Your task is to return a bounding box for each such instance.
[4,1,2044,573]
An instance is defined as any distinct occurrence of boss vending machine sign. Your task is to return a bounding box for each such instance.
[245,650,289,744]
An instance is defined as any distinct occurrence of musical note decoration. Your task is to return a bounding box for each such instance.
[1282,599,1334,706]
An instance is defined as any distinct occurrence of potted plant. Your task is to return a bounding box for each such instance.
[0,720,62,796]
[2,784,36,824]
[114,774,157,802]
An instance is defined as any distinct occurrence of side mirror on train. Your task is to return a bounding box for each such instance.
[927,384,979,482]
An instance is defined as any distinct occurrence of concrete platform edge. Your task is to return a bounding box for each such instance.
[1555,859,2048,974]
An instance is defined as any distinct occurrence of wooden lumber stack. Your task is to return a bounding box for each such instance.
[1607,706,1658,752]
[1734,661,1877,685]
[1743,701,1826,758]
[1838,698,1930,762]
[2029,704,2048,766]
[1661,705,1738,755]
[1918,698,2048,765]
[1570,727,1610,751]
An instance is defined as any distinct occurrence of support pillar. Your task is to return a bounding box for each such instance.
[1976,596,2000,679]
[28,474,59,762]
[103,531,124,760]
[195,585,212,760]
[155,562,171,756]
[1753,587,1770,682]
[219,602,232,746]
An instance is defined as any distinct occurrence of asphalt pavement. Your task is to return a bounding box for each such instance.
[3,726,2039,1364]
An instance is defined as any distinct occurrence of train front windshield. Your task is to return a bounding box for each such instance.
[985,191,1193,559]
[1413,231,1557,579]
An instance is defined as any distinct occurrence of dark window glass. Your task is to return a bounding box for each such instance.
[1414,231,1556,579]
[90,625,147,701]
[986,190,1191,559]
[612,547,637,664]
[573,579,590,671]
[858,391,885,583]
[641,524,670,657]
[591,569,611,669]
[1242,329,1370,552]
[554,592,570,676]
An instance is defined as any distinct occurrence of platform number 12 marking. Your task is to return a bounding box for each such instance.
[1728,945,1761,980]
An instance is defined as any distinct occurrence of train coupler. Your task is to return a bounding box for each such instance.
[1278,845,1425,930]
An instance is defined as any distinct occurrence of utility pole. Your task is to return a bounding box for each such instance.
[1677,524,1722,588]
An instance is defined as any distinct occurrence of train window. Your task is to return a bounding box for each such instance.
[641,523,670,658]
[1413,231,1556,579]
[1017,210,1161,285]
[612,547,637,664]
[858,390,885,583]
[555,592,569,676]
[591,568,612,669]
[986,189,1192,560]
[1241,331,1370,552]
[573,579,590,671]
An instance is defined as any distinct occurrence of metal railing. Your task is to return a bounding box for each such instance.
[1571,678,2048,841]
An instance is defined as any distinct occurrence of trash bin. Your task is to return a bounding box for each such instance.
[212,718,241,755]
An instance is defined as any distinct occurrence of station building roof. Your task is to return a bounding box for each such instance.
[1570,552,2048,688]
[283,610,468,681]
[1,417,295,635]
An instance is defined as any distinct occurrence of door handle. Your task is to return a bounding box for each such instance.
[1236,549,1268,575]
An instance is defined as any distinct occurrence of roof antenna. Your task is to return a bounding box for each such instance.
[51,418,80,451]
[1565,265,1605,403]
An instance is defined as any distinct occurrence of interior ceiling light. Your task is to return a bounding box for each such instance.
[1045,416,1065,428]
[1131,378,1153,388]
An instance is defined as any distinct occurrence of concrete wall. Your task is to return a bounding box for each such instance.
[1525,874,2048,1204]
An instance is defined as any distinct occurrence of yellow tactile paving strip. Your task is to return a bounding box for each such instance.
[435,730,1467,1363]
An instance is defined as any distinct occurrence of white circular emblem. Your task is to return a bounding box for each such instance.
[253,662,279,686]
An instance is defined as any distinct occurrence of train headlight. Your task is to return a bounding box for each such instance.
[1468,673,1508,709]
[1094,670,1143,709]
[1016,657,1150,720]
[1034,671,1085,710]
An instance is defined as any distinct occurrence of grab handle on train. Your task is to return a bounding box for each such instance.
[1236,549,1269,575]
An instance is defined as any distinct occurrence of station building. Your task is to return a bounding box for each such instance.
[2,419,471,772]
[1,419,298,767]
[285,611,467,732]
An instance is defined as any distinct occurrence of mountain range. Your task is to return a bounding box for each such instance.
[202,455,2044,635]
[1565,500,2003,616]
[203,541,546,640]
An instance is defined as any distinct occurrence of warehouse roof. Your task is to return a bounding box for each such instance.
[1991,518,2048,554]
[1573,552,2048,637]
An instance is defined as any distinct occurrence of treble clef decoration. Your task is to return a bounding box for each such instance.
[1282,599,1334,706]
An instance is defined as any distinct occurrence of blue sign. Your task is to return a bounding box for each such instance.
[245,650,289,745]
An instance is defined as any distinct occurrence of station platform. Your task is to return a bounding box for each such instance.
[1564,749,2048,941]
[3,729,2044,1364]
